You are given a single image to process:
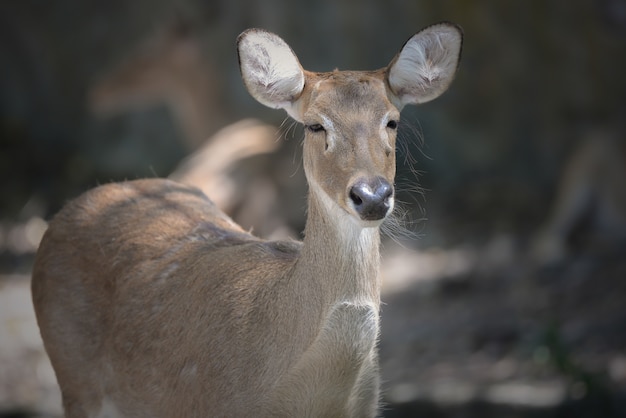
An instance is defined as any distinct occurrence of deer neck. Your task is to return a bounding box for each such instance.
[296,185,382,306]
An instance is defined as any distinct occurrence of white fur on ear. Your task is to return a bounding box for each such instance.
[387,23,463,108]
[237,29,305,119]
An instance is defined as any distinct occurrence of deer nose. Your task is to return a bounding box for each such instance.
[349,177,393,221]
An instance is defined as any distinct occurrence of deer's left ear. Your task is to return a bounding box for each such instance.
[387,23,463,109]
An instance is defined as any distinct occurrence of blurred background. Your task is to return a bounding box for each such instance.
[1,0,625,416]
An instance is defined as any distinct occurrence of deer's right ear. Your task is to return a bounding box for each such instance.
[238,29,305,121]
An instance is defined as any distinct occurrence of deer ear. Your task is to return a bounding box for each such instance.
[387,23,463,109]
[238,29,305,120]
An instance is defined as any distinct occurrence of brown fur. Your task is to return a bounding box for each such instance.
[32,25,462,417]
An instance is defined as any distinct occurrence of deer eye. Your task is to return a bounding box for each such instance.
[386,120,398,130]
[306,124,325,133]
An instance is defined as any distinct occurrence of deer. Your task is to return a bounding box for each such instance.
[31,23,462,417]
[88,22,225,149]
[532,128,626,264]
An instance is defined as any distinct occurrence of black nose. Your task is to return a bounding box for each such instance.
[349,177,393,221]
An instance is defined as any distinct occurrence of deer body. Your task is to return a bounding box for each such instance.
[32,25,462,417]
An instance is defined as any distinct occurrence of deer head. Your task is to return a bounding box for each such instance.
[237,24,462,230]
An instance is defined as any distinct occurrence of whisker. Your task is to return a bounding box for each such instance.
[382,202,427,247]
[384,116,434,246]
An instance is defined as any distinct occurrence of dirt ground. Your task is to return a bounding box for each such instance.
[379,238,626,417]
